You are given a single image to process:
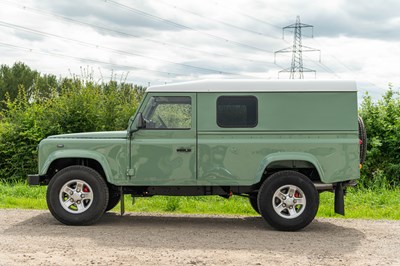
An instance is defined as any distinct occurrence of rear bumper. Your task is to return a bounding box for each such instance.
[27,174,47,186]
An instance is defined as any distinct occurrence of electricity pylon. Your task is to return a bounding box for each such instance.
[274,16,321,79]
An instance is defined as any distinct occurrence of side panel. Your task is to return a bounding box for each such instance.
[197,132,359,185]
[198,92,358,131]
[197,91,359,185]
[263,92,357,130]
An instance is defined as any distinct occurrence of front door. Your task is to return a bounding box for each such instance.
[130,93,196,185]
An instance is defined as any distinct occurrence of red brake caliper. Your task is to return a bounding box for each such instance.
[83,186,89,193]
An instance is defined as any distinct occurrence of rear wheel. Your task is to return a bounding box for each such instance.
[257,171,319,231]
[46,166,109,225]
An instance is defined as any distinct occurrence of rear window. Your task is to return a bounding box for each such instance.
[217,96,258,128]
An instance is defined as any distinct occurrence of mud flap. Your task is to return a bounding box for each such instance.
[334,182,345,215]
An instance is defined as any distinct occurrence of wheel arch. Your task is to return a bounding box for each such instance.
[255,152,325,184]
[40,150,112,183]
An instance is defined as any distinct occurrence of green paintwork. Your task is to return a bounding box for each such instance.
[38,132,128,184]
[197,92,358,131]
[196,92,359,185]
[48,131,128,139]
[128,93,197,185]
[36,89,360,187]
[197,132,359,185]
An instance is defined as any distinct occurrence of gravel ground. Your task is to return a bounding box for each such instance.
[0,209,399,265]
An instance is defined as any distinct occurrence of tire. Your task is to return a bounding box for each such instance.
[46,165,109,225]
[257,171,319,231]
[249,193,260,214]
[105,187,121,212]
[358,116,367,164]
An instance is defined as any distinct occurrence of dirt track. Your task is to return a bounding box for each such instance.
[0,209,399,265]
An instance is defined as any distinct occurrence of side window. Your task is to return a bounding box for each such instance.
[143,96,191,129]
[217,96,258,128]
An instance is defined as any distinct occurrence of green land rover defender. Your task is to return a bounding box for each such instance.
[28,80,366,231]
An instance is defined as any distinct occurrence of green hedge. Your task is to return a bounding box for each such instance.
[0,63,399,188]
[0,69,144,181]
[359,86,400,188]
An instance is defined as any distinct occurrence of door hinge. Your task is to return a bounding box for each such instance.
[126,168,135,177]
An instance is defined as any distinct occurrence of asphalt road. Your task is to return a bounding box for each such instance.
[0,209,399,265]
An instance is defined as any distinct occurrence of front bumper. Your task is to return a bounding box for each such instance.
[27,174,47,186]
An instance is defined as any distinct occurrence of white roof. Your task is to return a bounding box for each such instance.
[147,79,357,92]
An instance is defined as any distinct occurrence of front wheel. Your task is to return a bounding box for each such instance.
[257,171,319,231]
[105,187,121,212]
[249,193,260,214]
[46,166,109,225]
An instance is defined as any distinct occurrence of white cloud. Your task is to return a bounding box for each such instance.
[0,0,398,95]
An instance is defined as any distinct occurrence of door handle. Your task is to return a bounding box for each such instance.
[176,148,192,152]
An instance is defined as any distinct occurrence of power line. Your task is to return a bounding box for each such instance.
[207,1,341,79]
[0,41,184,77]
[0,0,380,85]
[0,0,275,66]
[104,0,274,54]
[311,38,357,73]
[158,0,281,40]
[316,61,341,78]
[278,31,345,80]
[222,0,343,80]
[312,39,382,88]
[0,0,287,80]
[0,20,246,76]
[241,2,379,84]
[275,16,320,79]
[213,1,282,30]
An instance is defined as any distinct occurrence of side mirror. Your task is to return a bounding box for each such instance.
[136,112,146,129]
[129,112,146,135]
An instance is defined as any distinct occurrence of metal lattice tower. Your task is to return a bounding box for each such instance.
[274,16,321,79]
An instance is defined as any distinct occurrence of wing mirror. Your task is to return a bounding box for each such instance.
[129,112,146,135]
[136,112,146,129]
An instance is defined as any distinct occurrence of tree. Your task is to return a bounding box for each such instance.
[359,84,400,188]
[0,62,58,109]
[0,63,144,181]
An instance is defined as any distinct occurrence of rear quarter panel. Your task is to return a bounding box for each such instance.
[197,91,359,185]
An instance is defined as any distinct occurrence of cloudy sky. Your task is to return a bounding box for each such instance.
[0,0,399,98]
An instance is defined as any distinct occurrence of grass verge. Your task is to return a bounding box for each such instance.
[0,182,399,220]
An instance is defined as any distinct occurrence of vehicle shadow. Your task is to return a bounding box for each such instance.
[5,211,365,255]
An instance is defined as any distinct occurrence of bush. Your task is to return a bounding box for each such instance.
[0,75,144,181]
[359,85,400,188]
[0,63,399,189]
